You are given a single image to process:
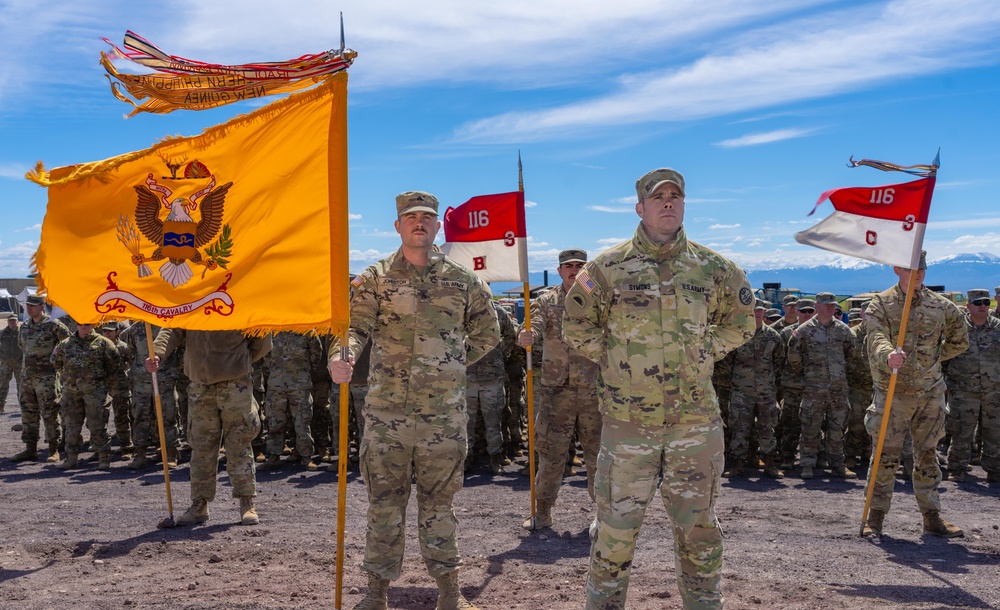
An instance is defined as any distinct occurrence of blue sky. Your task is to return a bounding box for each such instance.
[2,0,1000,280]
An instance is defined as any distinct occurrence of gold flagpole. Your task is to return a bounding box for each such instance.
[518,152,539,529]
[859,271,918,535]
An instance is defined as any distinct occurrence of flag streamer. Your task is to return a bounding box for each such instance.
[847,153,939,177]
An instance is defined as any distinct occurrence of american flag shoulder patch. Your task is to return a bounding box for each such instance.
[576,270,597,294]
[351,274,366,288]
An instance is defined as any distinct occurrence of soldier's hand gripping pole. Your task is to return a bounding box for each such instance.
[335,333,350,610]
[859,271,918,536]
[524,281,539,530]
[145,324,175,529]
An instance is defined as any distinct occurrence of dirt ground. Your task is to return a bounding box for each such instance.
[1,390,998,610]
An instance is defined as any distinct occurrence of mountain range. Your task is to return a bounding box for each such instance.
[492,252,1000,299]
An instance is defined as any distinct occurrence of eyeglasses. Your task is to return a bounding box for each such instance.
[971,298,991,307]
[798,308,815,314]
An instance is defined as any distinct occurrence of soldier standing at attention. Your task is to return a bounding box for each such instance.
[328,191,499,610]
[0,313,23,413]
[563,168,754,610]
[147,329,272,526]
[51,322,119,470]
[261,330,324,471]
[466,298,516,475]
[772,294,799,332]
[845,304,874,473]
[862,253,968,538]
[725,298,785,478]
[516,248,602,529]
[12,294,69,463]
[775,298,815,470]
[122,321,158,469]
[942,289,1000,482]
[786,292,855,479]
[101,322,134,458]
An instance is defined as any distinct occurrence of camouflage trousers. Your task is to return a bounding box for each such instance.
[798,388,850,469]
[726,388,778,460]
[60,389,111,454]
[980,392,1000,476]
[864,389,945,515]
[504,372,525,450]
[131,379,181,449]
[776,388,803,463]
[109,384,132,447]
[467,378,506,456]
[945,390,994,474]
[0,360,22,410]
[265,386,314,458]
[359,405,467,580]
[535,383,601,503]
[311,379,332,451]
[18,369,61,445]
[188,377,260,502]
[715,385,732,455]
[330,383,366,455]
[587,416,724,610]
[845,386,873,463]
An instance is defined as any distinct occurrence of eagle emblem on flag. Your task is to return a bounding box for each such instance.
[117,158,234,287]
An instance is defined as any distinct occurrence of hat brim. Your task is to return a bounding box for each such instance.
[560,258,586,264]
[398,206,438,216]
[644,179,685,199]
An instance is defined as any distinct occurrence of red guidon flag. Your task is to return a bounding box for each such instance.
[440,191,528,282]
[795,177,935,269]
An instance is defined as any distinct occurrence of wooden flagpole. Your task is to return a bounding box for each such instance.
[144,324,175,527]
[519,152,539,529]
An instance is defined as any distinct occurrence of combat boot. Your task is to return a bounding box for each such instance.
[522,499,553,530]
[11,442,38,462]
[352,569,389,610]
[57,453,79,470]
[922,510,963,538]
[259,454,282,471]
[862,508,886,537]
[489,453,505,475]
[83,451,100,462]
[119,444,135,457]
[723,458,745,478]
[46,441,61,463]
[800,465,815,480]
[300,458,319,471]
[831,465,855,478]
[176,499,209,526]
[316,446,331,462]
[434,571,479,610]
[127,451,149,470]
[166,448,180,469]
[762,455,783,479]
[947,470,965,482]
[97,451,112,470]
[240,496,259,525]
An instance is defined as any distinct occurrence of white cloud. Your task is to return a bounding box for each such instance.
[348,213,363,220]
[714,128,816,148]
[15,224,41,232]
[589,205,634,213]
[708,223,741,230]
[525,199,539,208]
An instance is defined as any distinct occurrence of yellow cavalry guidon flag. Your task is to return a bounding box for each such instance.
[27,72,350,335]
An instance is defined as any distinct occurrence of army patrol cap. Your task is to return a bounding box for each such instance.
[848,311,862,322]
[967,288,991,303]
[796,298,816,311]
[782,294,799,307]
[395,191,439,216]
[815,292,837,305]
[994,286,1000,296]
[635,168,685,201]
[765,308,782,321]
[754,298,770,310]
[558,249,587,265]
[100,322,119,332]
[25,294,45,306]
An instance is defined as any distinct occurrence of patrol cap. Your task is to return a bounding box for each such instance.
[754,298,770,310]
[994,285,1000,296]
[849,308,862,315]
[919,250,927,270]
[395,191,439,216]
[782,294,799,307]
[815,292,837,305]
[558,249,587,265]
[635,168,685,201]
[100,322,118,332]
[967,288,990,302]
[765,308,782,321]
[848,312,862,322]
[25,294,45,306]
[796,298,816,310]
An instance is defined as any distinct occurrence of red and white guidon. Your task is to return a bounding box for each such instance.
[795,177,935,269]
[440,191,528,282]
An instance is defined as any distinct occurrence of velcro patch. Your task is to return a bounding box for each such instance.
[739,286,753,306]
[576,270,597,294]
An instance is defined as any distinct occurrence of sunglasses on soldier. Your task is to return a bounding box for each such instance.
[970,298,991,307]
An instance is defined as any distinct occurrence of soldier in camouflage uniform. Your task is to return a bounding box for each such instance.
[503,311,527,460]
[516,248,601,530]
[711,350,734,463]
[328,191,499,610]
[725,299,784,478]
[563,168,754,610]
[466,299,516,474]
[328,338,371,472]
[775,298,815,470]
[786,292,855,479]
[51,322,119,469]
[100,323,133,456]
[942,289,1000,482]
[121,321,169,469]
[149,329,271,527]
[261,331,324,471]
[12,294,69,463]
[862,254,967,538]
[845,305,873,472]
[311,335,334,463]
[771,294,799,332]
[0,313,23,413]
